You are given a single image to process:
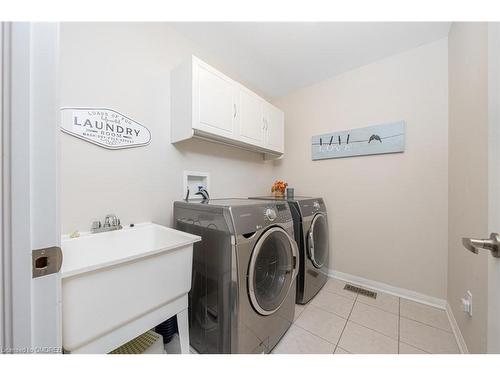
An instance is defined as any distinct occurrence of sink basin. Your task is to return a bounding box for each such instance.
[60,223,200,353]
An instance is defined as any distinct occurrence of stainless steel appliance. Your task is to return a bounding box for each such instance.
[173,198,299,354]
[249,196,329,304]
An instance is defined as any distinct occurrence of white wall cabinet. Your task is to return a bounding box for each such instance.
[195,62,236,138]
[171,56,284,157]
[237,86,265,145]
[263,102,285,153]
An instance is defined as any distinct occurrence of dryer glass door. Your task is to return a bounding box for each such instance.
[248,227,295,316]
[308,214,328,268]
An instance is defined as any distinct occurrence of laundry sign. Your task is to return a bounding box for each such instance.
[60,107,151,150]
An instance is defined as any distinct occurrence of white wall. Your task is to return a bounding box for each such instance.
[273,39,449,299]
[60,23,450,303]
[59,23,276,233]
[448,22,489,354]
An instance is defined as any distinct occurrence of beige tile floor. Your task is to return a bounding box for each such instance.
[273,278,460,354]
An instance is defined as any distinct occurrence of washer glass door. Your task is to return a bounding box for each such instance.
[248,227,295,315]
[307,214,328,268]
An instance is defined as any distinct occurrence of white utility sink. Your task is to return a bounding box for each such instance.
[60,223,200,354]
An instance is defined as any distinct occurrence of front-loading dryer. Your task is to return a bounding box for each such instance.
[173,198,298,353]
[249,196,329,304]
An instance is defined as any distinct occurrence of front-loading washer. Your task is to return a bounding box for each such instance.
[249,196,329,304]
[173,198,298,353]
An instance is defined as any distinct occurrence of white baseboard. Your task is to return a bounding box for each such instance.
[445,302,469,354]
[328,269,447,309]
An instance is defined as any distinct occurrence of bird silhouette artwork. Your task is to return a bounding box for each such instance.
[311,121,405,160]
[368,134,382,143]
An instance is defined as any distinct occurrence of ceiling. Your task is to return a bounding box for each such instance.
[170,22,451,98]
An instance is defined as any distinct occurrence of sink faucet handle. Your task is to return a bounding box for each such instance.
[91,220,102,230]
[104,214,120,227]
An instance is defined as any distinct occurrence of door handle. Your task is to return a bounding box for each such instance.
[309,231,314,256]
[462,233,500,258]
[286,233,300,280]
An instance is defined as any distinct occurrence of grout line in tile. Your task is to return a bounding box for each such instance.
[335,345,352,354]
[336,290,358,347]
[322,288,358,301]
[398,340,432,354]
[354,299,399,317]
[346,317,400,342]
[399,315,454,334]
[290,322,338,346]
[294,304,307,321]
[293,303,349,346]
[346,292,402,343]
[307,301,354,321]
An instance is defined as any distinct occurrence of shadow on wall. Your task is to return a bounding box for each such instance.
[172,137,276,166]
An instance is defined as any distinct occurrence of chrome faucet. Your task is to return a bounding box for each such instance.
[91,214,123,233]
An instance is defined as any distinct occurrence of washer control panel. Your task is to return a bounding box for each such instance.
[263,203,291,223]
[313,201,321,211]
[265,208,277,221]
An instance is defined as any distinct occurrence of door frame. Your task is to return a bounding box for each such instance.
[1,22,61,354]
[1,21,6,351]
[488,22,500,354]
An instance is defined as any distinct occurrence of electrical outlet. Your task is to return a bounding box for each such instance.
[461,291,473,317]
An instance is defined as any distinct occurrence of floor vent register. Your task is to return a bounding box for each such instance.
[343,283,377,299]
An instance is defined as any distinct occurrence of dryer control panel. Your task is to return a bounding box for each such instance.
[297,198,326,217]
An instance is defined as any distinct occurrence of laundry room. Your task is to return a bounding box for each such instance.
[55,21,453,355]
[2,2,500,373]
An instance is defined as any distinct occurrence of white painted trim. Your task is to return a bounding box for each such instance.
[445,302,469,354]
[1,22,61,353]
[487,22,500,354]
[9,21,33,351]
[0,21,5,350]
[28,22,62,352]
[328,269,447,309]
[1,21,13,351]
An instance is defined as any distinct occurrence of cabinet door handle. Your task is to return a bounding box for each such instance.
[233,104,237,119]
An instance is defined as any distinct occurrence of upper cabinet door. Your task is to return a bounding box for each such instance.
[193,61,236,137]
[238,87,265,145]
[264,103,285,153]
[171,56,284,157]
